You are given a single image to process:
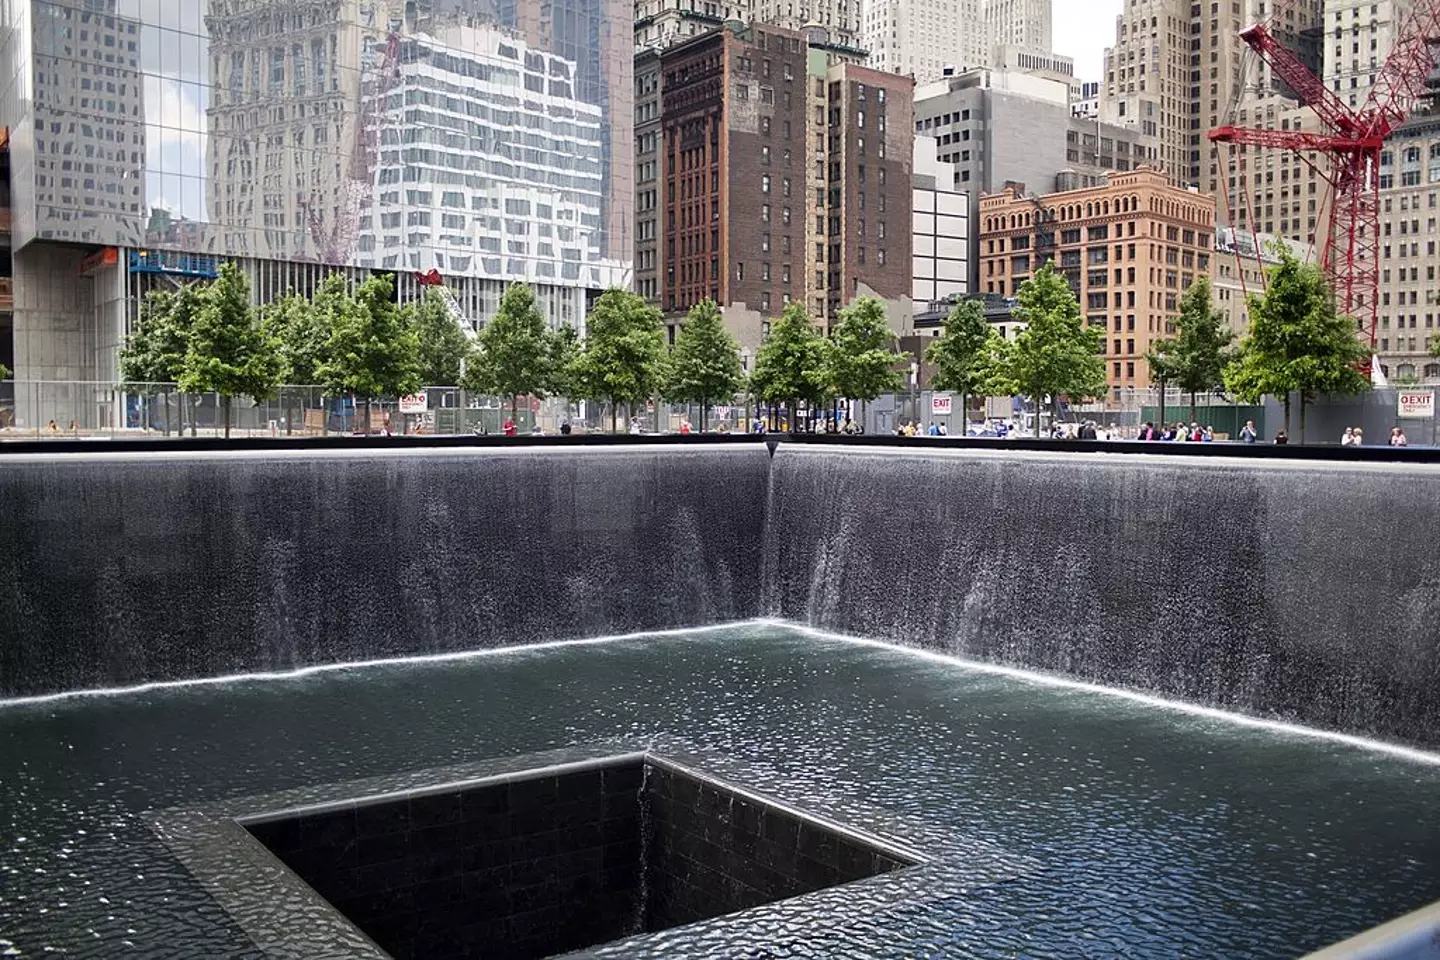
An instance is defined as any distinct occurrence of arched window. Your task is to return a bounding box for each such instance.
[1425,363,1440,380]
[1398,363,1416,380]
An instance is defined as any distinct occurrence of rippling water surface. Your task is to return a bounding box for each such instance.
[2,624,1438,959]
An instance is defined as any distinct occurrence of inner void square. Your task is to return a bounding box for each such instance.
[240,754,918,959]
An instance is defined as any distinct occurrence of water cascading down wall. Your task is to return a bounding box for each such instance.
[1,443,1438,749]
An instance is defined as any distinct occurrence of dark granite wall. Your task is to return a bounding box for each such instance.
[244,763,647,960]
[643,761,909,930]
[764,447,1440,748]
[0,447,770,697]
[242,756,906,958]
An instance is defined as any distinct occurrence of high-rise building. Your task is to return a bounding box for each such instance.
[1323,0,1415,111]
[1101,0,1322,205]
[753,0,862,50]
[0,0,635,423]
[915,68,1157,291]
[1373,85,1440,382]
[819,61,915,323]
[638,23,912,354]
[984,0,1051,60]
[634,0,755,51]
[860,0,986,83]
[979,166,1216,398]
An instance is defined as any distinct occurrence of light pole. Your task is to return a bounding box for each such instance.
[909,359,920,428]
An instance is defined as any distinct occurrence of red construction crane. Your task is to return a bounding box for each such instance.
[1208,0,1440,351]
[300,30,402,264]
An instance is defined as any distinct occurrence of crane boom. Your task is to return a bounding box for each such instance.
[1237,24,1362,137]
[1360,0,1440,138]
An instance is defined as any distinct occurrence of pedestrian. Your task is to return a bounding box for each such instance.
[1239,419,1258,444]
[1173,422,1188,441]
[679,417,692,435]
[937,422,948,436]
[842,418,856,434]
[1189,422,1203,442]
[1390,426,1408,446]
[1353,427,1364,446]
[629,417,643,436]
[1138,421,1156,441]
[927,421,939,436]
[503,417,517,437]
[1202,425,1214,442]
[559,420,572,436]
[1341,427,1355,446]
[1078,420,1098,440]
[1274,429,1288,445]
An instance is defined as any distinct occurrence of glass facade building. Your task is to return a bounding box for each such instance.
[0,0,633,401]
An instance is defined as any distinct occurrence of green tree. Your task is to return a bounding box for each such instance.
[1165,276,1234,421]
[750,300,829,432]
[121,286,205,435]
[412,287,470,386]
[663,299,745,432]
[0,362,9,379]
[464,281,555,423]
[318,272,421,433]
[1225,249,1369,442]
[926,298,1015,424]
[568,288,668,432]
[265,290,327,435]
[826,297,903,425]
[178,261,284,438]
[547,323,581,407]
[1008,261,1107,437]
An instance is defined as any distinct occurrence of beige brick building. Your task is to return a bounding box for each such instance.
[979,166,1215,398]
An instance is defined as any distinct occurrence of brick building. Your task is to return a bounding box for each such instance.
[637,22,914,354]
[979,166,1215,398]
[819,62,915,324]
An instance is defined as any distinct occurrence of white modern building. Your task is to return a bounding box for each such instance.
[355,24,626,316]
[911,137,969,305]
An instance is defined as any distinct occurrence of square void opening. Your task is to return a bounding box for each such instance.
[241,755,916,960]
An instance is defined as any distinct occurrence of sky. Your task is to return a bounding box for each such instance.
[1052,0,1123,82]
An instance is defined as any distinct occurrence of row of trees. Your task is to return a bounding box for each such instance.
[1142,247,1370,442]
[119,264,909,435]
[115,245,1379,441]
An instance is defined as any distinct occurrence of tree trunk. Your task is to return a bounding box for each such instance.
[285,391,294,436]
[1283,394,1292,441]
[1158,379,1167,435]
[1189,390,1197,424]
[1034,395,1044,439]
[363,396,373,435]
[511,394,519,426]
[700,402,708,434]
[959,389,967,434]
[162,392,172,437]
[1299,395,1307,445]
[223,395,233,439]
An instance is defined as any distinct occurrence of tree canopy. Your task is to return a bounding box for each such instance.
[749,301,830,427]
[412,287,471,387]
[266,290,327,387]
[1008,261,1107,434]
[465,281,556,419]
[121,287,198,389]
[1165,276,1234,417]
[826,297,903,405]
[925,297,1014,414]
[177,261,284,436]
[568,287,668,430]
[317,273,421,431]
[663,298,745,431]
[1224,247,1368,441]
